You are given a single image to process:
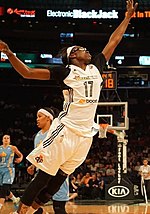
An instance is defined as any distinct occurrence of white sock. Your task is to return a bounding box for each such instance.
[0,203,3,209]
[10,195,17,202]
[26,206,37,214]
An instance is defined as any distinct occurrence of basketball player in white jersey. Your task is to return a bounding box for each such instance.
[0,1,138,213]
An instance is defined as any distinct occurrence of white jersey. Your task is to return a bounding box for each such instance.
[59,64,103,137]
[139,165,150,180]
[26,53,106,175]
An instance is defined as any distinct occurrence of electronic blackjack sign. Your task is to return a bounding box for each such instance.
[102,71,117,90]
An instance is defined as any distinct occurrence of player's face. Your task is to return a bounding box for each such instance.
[143,160,148,166]
[71,46,92,64]
[36,112,50,129]
[2,135,10,146]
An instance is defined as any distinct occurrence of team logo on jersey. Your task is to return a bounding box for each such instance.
[79,99,98,104]
[79,99,86,104]
[74,75,98,80]
[35,155,43,163]
[86,99,98,103]
[1,152,6,157]
[74,75,81,80]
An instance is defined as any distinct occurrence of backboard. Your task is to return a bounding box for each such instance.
[96,102,129,131]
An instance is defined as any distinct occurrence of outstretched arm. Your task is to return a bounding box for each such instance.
[12,145,23,163]
[102,0,138,62]
[0,40,50,80]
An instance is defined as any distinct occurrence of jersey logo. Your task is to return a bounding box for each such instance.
[73,75,98,81]
[35,155,43,163]
[79,99,98,104]
[79,99,86,104]
[1,152,6,157]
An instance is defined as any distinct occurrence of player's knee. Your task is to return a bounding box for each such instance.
[35,194,50,206]
[35,169,68,205]
[48,169,68,195]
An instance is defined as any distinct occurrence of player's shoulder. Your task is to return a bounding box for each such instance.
[10,145,17,151]
[37,130,44,136]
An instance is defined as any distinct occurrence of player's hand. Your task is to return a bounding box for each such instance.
[126,0,138,18]
[14,157,23,164]
[27,165,35,175]
[0,40,11,54]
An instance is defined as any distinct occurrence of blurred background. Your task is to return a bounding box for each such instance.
[0,0,150,200]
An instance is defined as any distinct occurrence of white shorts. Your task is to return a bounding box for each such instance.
[27,118,92,176]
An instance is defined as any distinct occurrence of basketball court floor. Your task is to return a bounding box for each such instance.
[1,199,150,214]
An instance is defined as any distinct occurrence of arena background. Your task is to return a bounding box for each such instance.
[0,1,150,213]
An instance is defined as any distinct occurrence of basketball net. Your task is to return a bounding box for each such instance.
[98,124,109,138]
[99,124,126,142]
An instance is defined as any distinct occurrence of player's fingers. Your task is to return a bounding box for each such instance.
[134,2,138,11]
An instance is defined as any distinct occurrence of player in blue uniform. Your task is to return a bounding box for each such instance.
[0,134,23,211]
[0,1,138,213]
[27,107,69,214]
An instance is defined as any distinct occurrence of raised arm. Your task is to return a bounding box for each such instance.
[0,40,50,80]
[102,0,138,62]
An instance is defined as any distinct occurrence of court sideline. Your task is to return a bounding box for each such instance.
[1,199,150,214]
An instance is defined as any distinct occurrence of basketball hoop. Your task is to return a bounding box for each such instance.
[98,124,109,138]
[99,124,127,144]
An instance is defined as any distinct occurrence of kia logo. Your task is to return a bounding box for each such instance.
[108,185,130,198]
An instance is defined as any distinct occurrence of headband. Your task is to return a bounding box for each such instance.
[66,46,76,60]
[38,108,54,121]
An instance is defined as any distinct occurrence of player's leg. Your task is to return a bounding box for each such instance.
[0,185,6,210]
[0,168,15,210]
[33,169,68,208]
[17,170,53,214]
[53,200,67,214]
[0,184,11,209]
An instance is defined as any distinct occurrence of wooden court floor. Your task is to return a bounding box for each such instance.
[1,200,150,214]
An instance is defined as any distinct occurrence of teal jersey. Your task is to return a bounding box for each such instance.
[34,130,48,148]
[0,145,15,184]
[0,145,14,168]
[34,130,48,172]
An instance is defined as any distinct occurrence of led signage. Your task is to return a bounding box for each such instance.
[127,11,150,18]
[102,71,117,90]
[47,9,119,19]
[7,8,35,17]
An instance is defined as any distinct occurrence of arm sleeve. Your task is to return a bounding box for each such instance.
[91,53,106,73]
[49,65,70,84]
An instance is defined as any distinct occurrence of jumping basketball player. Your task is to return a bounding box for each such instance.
[0,1,138,213]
